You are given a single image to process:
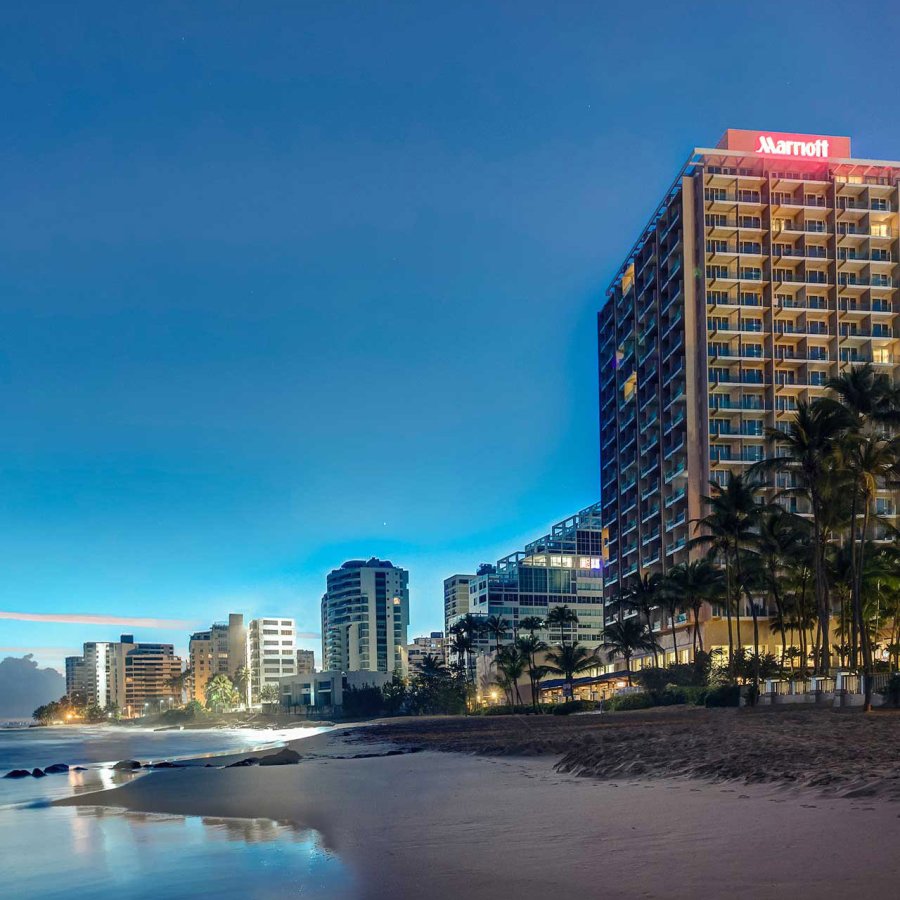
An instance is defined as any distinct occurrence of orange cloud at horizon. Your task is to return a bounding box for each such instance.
[0,611,197,629]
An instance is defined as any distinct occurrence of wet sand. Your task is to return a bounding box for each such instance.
[56,713,900,899]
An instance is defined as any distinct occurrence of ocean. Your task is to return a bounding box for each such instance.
[0,724,356,899]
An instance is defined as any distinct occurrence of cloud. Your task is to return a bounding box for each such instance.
[0,654,65,718]
[297,632,321,640]
[0,646,80,656]
[0,611,197,629]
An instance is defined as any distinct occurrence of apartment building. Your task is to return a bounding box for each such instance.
[108,635,183,716]
[443,574,474,636]
[188,613,246,703]
[406,631,445,674]
[321,558,409,676]
[296,648,316,674]
[64,641,114,708]
[467,503,606,649]
[248,618,297,704]
[599,128,900,659]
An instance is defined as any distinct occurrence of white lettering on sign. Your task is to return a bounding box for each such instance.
[756,135,830,158]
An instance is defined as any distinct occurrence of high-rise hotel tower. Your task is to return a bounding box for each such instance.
[599,130,900,613]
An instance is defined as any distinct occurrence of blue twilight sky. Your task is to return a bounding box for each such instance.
[2,1,900,672]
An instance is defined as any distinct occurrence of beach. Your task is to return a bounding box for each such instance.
[54,708,900,899]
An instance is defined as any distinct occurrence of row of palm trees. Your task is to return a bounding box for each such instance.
[608,364,900,709]
[449,366,900,711]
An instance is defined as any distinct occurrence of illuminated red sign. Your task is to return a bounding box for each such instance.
[718,129,851,160]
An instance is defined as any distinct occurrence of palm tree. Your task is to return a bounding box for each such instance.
[205,673,239,712]
[259,683,280,706]
[837,432,899,708]
[600,619,659,684]
[233,665,251,707]
[754,511,808,666]
[518,615,545,637]
[543,642,599,700]
[515,633,548,711]
[484,614,511,657]
[620,572,663,666]
[546,605,579,649]
[165,667,192,703]
[418,652,450,680]
[494,644,527,706]
[665,558,723,656]
[757,399,853,673]
[691,472,764,676]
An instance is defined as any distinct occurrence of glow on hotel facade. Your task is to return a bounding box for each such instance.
[599,129,900,652]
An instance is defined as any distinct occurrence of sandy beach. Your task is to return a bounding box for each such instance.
[55,708,900,899]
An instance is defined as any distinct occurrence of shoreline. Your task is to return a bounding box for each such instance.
[54,714,900,898]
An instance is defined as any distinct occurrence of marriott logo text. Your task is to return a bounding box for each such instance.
[756,135,830,158]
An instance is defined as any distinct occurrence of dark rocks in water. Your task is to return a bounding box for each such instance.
[258,748,301,767]
[44,763,70,774]
[226,757,259,768]
[149,761,184,769]
[32,768,46,777]
[4,769,32,778]
[73,766,87,772]
[112,759,142,770]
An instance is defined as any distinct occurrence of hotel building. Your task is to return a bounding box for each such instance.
[321,558,409,676]
[248,618,297,704]
[466,503,605,649]
[188,613,247,703]
[599,129,900,658]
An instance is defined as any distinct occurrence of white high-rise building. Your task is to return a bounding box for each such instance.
[248,618,297,704]
[65,641,113,707]
[321,558,409,676]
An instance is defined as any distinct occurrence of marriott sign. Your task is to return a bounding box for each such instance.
[717,129,851,160]
[756,135,828,158]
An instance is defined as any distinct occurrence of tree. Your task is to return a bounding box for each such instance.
[544,642,599,700]
[757,399,853,673]
[664,558,723,656]
[620,573,663,666]
[484,614,512,657]
[546,605,579,649]
[234,665,251,706]
[259,683,280,706]
[518,615,544,637]
[516,634,548,711]
[494,644,527,706]
[205,673,240,712]
[600,619,659,684]
[692,473,765,677]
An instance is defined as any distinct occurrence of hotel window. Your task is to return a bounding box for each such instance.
[706,239,728,253]
[706,213,727,227]
[738,215,761,228]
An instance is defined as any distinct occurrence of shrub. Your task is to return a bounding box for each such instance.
[704,684,740,707]
[551,699,597,716]
[604,692,655,712]
[878,673,900,707]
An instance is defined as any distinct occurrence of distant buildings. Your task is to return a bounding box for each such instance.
[67,638,172,712]
[108,635,183,716]
[321,558,409,676]
[296,648,316,674]
[450,504,606,651]
[443,574,473,637]
[248,618,297,704]
[188,613,246,703]
[407,632,445,674]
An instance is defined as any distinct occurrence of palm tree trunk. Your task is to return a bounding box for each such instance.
[724,561,736,678]
[857,505,875,711]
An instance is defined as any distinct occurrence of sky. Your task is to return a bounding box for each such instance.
[2,1,900,673]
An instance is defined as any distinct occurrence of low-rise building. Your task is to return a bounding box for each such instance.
[279,670,393,714]
[296,648,316,674]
